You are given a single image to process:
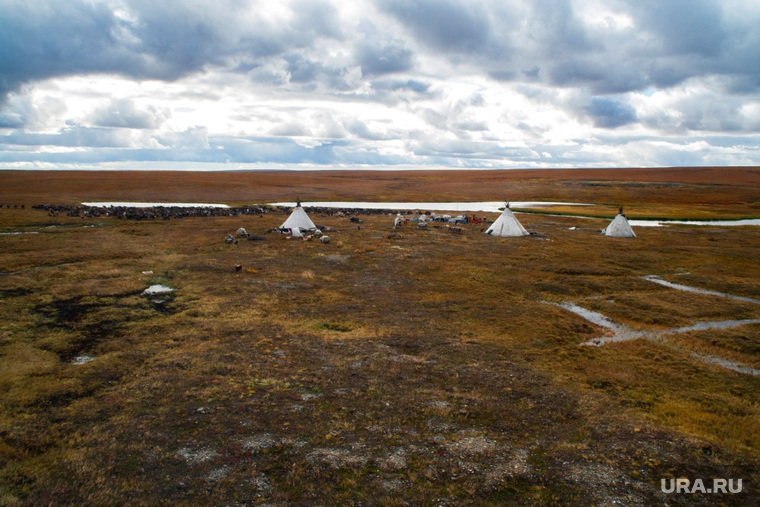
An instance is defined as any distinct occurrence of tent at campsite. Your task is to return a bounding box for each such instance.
[281,200,317,237]
[604,208,636,238]
[484,203,529,237]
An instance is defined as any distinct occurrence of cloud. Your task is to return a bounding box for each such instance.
[585,97,638,128]
[0,1,130,101]
[1,125,136,148]
[355,40,413,76]
[0,113,24,129]
[346,120,395,141]
[90,99,168,129]
[524,0,595,58]
[378,0,491,53]
[372,79,431,94]
[0,0,345,103]
[154,127,210,150]
[0,0,758,169]
[630,0,727,58]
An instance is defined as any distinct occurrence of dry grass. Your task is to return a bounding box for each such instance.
[0,168,759,505]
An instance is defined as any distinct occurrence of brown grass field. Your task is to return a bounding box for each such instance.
[1,167,759,505]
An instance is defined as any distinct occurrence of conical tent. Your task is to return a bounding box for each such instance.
[281,205,317,237]
[605,209,636,238]
[484,204,529,237]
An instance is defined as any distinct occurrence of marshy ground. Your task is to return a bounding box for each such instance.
[1,168,759,505]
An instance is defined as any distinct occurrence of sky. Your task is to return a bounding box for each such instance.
[1,0,759,171]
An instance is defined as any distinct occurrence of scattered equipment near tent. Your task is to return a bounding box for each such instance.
[281,197,317,238]
[484,202,529,237]
[604,207,636,238]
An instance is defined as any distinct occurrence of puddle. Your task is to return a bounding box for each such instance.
[1,224,104,236]
[642,275,760,304]
[83,202,230,208]
[269,201,591,213]
[142,284,175,296]
[71,355,95,365]
[690,352,760,376]
[670,319,760,334]
[630,218,760,227]
[555,302,621,331]
[553,302,650,345]
[552,301,760,375]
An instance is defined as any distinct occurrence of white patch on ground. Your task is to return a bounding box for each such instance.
[446,435,498,456]
[206,466,229,482]
[379,448,408,471]
[177,447,217,464]
[71,355,95,365]
[567,463,654,506]
[380,478,407,492]
[325,254,350,264]
[307,447,370,469]
[239,433,278,452]
[300,392,322,401]
[247,474,272,494]
[142,284,174,295]
[427,418,457,433]
[388,353,425,363]
[485,448,531,486]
